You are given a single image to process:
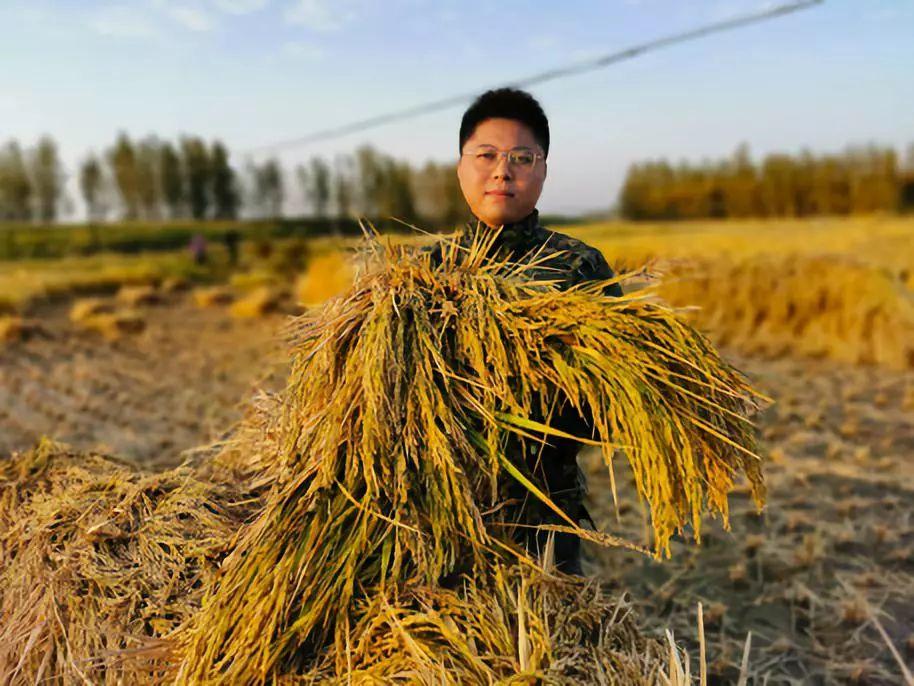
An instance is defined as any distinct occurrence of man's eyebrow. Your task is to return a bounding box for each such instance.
[473,144,536,151]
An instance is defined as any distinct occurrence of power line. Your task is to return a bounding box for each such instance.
[245,0,824,155]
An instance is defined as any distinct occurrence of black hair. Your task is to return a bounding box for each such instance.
[459,88,549,158]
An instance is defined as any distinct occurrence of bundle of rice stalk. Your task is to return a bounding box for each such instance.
[293,564,671,684]
[69,297,115,323]
[161,276,191,294]
[193,285,235,308]
[662,254,914,369]
[0,315,48,343]
[0,439,254,684]
[117,284,162,307]
[294,250,355,308]
[229,286,286,319]
[76,309,146,340]
[175,229,765,682]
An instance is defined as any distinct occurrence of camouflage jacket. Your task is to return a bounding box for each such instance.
[426,209,622,557]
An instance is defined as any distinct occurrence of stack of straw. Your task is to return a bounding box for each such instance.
[0,439,255,684]
[661,254,914,369]
[174,230,765,682]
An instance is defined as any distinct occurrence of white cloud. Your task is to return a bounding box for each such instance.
[281,41,326,60]
[149,0,217,31]
[528,35,558,51]
[211,0,271,14]
[284,0,358,31]
[88,5,159,38]
[165,5,215,31]
[707,0,781,22]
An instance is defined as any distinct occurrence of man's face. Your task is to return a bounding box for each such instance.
[457,117,547,228]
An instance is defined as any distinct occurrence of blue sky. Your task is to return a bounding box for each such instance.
[1,0,911,215]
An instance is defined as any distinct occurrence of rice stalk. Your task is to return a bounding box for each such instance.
[175,227,765,682]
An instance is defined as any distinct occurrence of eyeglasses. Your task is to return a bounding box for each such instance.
[461,146,544,173]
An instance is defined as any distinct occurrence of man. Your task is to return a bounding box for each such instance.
[428,88,623,575]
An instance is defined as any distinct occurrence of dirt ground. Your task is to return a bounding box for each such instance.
[585,353,914,685]
[1,297,912,684]
[0,296,287,468]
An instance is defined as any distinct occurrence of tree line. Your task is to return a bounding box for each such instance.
[0,134,467,228]
[620,142,914,220]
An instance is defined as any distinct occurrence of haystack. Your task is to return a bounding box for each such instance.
[193,286,235,308]
[294,250,355,307]
[75,309,146,340]
[69,297,115,323]
[175,230,766,682]
[661,254,914,369]
[0,439,256,684]
[229,286,286,319]
[160,276,191,294]
[0,315,48,343]
[117,284,162,307]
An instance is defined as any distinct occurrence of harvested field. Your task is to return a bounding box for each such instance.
[585,352,914,684]
[1,217,913,683]
[0,297,286,468]
[2,286,910,682]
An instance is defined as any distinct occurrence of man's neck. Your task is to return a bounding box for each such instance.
[468,209,540,239]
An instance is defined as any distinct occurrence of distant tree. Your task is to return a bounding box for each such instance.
[411,161,466,228]
[350,146,418,224]
[79,154,106,222]
[30,136,63,223]
[251,159,283,219]
[759,154,798,217]
[333,154,354,227]
[211,141,239,220]
[159,141,184,219]
[846,145,898,214]
[619,163,647,220]
[0,141,33,221]
[793,150,817,217]
[618,141,909,220]
[440,164,467,227]
[298,156,331,219]
[901,143,914,213]
[379,158,416,223]
[181,136,212,220]
[108,133,140,220]
[722,143,759,218]
[135,137,162,220]
[354,146,385,217]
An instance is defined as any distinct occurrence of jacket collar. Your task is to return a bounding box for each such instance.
[466,209,540,246]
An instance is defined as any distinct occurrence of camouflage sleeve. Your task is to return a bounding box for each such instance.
[573,247,624,298]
